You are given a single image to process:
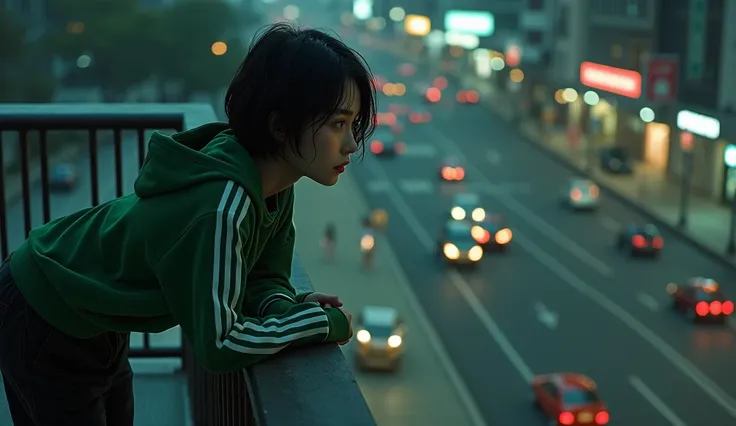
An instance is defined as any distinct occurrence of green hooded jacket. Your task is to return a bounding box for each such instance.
[10,123,350,372]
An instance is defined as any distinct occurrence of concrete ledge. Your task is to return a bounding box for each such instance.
[245,254,376,426]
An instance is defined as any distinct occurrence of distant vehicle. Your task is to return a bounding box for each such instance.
[408,108,431,124]
[437,220,484,267]
[439,157,465,182]
[449,192,485,222]
[471,214,512,252]
[354,306,406,371]
[667,277,734,324]
[456,89,479,104]
[532,373,610,426]
[560,178,599,210]
[599,147,633,174]
[49,163,77,191]
[370,127,405,157]
[616,224,663,257]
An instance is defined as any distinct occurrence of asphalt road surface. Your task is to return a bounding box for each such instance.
[345,37,736,426]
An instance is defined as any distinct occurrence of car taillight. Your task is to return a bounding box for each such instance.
[466,90,479,103]
[632,235,647,248]
[570,188,582,200]
[559,411,575,425]
[723,301,734,315]
[595,411,609,425]
[652,236,664,249]
[395,142,406,153]
[710,301,722,315]
[371,141,383,154]
[695,301,710,316]
[455,167,465,179]
[456,91,467,103]
[589,185,599,197]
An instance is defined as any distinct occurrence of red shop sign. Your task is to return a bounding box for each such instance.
[580,62,642,99]
[645,55,679,102]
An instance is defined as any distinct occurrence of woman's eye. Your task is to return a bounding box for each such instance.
[334,120,346,129]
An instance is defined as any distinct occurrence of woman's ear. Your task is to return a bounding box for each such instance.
[269,112,287,143]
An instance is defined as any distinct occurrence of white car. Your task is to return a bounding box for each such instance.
[354,306,406,371]
[560,178,600,210]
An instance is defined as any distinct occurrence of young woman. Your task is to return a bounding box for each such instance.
[0,22,376,426]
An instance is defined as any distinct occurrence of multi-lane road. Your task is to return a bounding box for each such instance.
[346,38,736,425]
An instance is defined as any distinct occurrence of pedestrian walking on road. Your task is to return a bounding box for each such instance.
[0,21,376,426]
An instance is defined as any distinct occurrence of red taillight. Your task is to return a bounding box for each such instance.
[455,167,465,180]
[559,411,575,425]
[632,235,647,248]
[589,185,599,197]
[570,188,582,200]
[395,142,406,153]
[466,90,479,103]
[652,236,663,248]
[456,91,467,103]
[723,301,734,315]
[371,141,383,154]
[696,301,710,316]
[595,411,609,425]
[426,87,441,102]
[710,301,722,315]
[409,113,420,123]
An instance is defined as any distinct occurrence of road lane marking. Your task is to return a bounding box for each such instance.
[367,158,536,385]
[399,179,434,194]
[402,144,438,158]
[366,180,391,192]
[533,301,559,330]
[425,127,614,277]
[637,293,660,312]
[511,229,736,418]
[629,375,688,426]
[598,214,621,232]
[365,155,488,426]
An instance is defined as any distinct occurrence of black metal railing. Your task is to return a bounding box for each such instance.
[0,104,376,426]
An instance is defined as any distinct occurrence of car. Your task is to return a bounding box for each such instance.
[437,220,484,266]
[667,278,734,323]
[532,373,610,426]
[369,127,406,157]
[408,108,431,124]
[439,157,465,182]
[354,306,406,371]
[456,89,479,104]
[49,163,77,191]
[559,178,599,210]
[471,214,512,252]
[599,147,633,174]
[616,224,663,257]
[449,192,486,222]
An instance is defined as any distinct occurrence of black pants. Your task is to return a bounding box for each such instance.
[0,258,133,425]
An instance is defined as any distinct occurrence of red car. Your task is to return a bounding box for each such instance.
[533,373,609,425]
[667,277,734,324]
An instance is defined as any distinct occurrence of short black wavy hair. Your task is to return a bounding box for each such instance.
[225,22,376,160]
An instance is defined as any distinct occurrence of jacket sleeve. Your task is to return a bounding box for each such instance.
[244,190,311,317]
[154,212,351,372]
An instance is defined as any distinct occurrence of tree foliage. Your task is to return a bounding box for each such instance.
[45,0,257,100]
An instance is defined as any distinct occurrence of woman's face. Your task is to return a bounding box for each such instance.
[286,80,361,186]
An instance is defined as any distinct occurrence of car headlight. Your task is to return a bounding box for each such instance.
[443,243,460,259]
[468,245,483,261]
[472,208,485,222]
[387,335,402,348]
[360,234,375,251]
[495,228,512,244]
[450,207,466,220]
[356,329,371,343]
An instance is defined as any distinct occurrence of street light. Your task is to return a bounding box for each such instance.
[211,41,228,56]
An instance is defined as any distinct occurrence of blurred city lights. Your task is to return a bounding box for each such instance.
[583,90,599,105]
[562,88,578,103]
[509,69,524,83]
[353,0,372,20]
[211,41,228,56]
[404,15,431,36]
[389,7,405,22]
[76,54,92,68]
[640,107,655,123]
[490,57,505,71]
[283,5,300,20]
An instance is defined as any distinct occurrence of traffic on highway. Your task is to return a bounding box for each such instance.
[340,27,736,426]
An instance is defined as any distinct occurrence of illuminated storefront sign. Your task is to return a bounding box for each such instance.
[444,10,494,37]
[677,109,721,139]
[580,62,642,99]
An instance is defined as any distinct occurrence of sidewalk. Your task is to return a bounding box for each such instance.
[452,69,736,268]
[292,175,478,426]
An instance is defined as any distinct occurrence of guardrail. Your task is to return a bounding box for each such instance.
[0,103,376,426]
